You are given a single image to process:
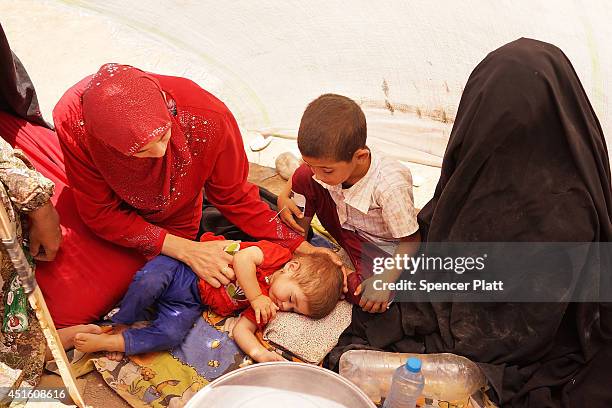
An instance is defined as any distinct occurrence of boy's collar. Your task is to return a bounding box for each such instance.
[313,148,380,214]
[343,147,371,187]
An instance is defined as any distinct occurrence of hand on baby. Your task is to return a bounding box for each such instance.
[295,242,349,296]
[182,239,237,287]
[251,294,279,324]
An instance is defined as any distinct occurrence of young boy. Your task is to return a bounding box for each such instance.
[278,94,420,313]
[74,234,343,363]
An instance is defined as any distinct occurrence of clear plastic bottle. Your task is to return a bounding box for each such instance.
[339,350,486,405]
[382,357,424,408]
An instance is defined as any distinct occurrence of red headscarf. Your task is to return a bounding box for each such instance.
[82,64,190,211]
[53,63,304,260]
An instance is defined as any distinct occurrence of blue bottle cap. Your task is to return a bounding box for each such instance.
[405,357,422,373]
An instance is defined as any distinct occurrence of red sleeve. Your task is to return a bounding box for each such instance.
[345,272,364,305]
[204,109,304,252]
[241,240,292,270]
[53,87,166,258]
[199,232,226,242]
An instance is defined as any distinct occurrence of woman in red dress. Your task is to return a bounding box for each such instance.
[16,64,326,329]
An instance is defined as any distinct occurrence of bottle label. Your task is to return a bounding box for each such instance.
[3,275,29,333]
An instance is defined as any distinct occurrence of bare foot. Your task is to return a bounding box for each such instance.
[74,333,125,354]
[45,324,103,361]
[58,324,103,349]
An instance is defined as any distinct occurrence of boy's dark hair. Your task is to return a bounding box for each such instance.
[298,94,366,162]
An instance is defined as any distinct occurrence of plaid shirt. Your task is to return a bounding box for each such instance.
[314,149,418,253]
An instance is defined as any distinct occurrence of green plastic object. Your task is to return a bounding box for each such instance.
[2,274,29,333]
[224,242,241,255]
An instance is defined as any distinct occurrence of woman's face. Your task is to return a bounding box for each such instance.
[133,128,171,158]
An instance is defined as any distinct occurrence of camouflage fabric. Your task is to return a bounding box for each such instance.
[0,137,54,214]
[0,136,54,386]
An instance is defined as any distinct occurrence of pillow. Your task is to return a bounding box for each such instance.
[263,300,352,364]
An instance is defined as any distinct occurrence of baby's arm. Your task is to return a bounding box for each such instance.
[232,316,285,362]
[233,246,278,324]
[233,246,264,298]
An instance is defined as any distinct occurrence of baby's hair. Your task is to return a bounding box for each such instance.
[298,94,367,162]
[290,253,343,319]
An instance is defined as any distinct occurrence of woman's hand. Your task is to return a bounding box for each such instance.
[250,294,279,324]
[162,235,237,288]
[28,201,62,261]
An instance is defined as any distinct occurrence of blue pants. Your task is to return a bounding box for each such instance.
[112,255,202,355]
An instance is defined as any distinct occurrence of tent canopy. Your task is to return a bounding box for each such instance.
[2,0,610,206]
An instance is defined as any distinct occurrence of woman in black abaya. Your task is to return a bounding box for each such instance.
[329,38,612,407]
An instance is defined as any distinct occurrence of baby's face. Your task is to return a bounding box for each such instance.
[269,274,310,315]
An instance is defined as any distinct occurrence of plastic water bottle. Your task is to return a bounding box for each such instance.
[339,350,485,405]
[382,357,424,408]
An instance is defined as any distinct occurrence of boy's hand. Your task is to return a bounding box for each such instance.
[354,276,392,313]
[295,242,349,295]
[251,294,279,324]
[277,191,305,234]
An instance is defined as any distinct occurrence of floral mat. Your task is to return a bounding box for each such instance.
[46,310,305,407]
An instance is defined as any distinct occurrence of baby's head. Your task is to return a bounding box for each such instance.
[268,253,343,319]
[298,94,369,186]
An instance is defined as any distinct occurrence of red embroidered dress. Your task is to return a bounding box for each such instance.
[53,64,303,258]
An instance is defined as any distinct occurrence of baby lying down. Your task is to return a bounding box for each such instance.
[75,233,343,363]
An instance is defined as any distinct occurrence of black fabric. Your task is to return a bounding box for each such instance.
[199,186,279,241]
[328,38,612,407]
[0,23,49,128]
[199,185,315,242]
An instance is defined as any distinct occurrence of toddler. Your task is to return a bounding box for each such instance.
[74,234,343,362]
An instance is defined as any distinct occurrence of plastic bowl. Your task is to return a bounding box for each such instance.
[185,361,376,408]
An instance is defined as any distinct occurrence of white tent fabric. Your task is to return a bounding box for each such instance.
[2,0,611,206]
